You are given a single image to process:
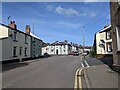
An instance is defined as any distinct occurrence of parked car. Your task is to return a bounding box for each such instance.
[68,51,74,55]
[82,52,87,56]
[44,53,51,58]
[73,51,79,56]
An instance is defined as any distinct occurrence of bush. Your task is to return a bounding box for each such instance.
[89,50,96,58]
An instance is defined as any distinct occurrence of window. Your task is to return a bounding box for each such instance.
[25,35,27,44]
[118,0,120,5]
[106,31,111,40]
[116,26,120,51]
[13,46,17,57]
[106,42,112,52]
[19,47,22,56]
[13,31,17,41]
[25,47,27,56]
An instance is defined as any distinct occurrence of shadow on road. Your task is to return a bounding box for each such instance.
[2,62,29,72]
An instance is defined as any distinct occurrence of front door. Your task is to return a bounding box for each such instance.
[56,49,58,55]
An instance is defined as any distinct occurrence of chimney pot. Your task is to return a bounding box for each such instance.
[26,25,31,34]
[9,21,17,29]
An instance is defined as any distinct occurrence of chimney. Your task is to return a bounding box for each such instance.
[104,25,108,28]
[64,40,68,44]
[26,25,31,34]
[9,21,17,29]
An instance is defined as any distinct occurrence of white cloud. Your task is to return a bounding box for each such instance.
[90,12,97,17]
[46,5,97,18]
[46,6,55,11]
[56,21,82,29]
[55,6,80,16]
[82,0,100,2]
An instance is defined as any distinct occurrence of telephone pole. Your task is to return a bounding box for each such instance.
[82,26,85,53]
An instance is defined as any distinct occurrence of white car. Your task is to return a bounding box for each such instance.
[82,52,87,56]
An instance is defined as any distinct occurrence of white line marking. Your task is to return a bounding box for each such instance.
[84,60,90,67]
[81,62,85,68]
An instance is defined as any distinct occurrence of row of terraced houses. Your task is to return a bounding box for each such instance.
[0,21,43,63]
[0,21,87,63]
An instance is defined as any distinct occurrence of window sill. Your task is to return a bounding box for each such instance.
[13,55,17,57]
[116,51,120,54]
[13,40,18,42]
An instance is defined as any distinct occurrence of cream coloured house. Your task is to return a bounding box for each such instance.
[95,25,113,58]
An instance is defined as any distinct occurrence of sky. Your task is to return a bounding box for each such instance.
[2,2,110,46]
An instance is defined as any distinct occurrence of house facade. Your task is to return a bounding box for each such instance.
[95,25,113,58]
[0,21,43,62]
[31,36,43,58]
[110,1,120,66]
[42,41,72,55]
[0,22,31,62]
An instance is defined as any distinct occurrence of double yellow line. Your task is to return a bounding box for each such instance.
[74,67,85,90]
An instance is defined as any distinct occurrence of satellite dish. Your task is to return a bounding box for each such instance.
[99,39,105,48]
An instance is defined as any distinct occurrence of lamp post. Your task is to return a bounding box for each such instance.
[82,26,85,54]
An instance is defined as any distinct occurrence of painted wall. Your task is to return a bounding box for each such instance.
[1,28,31,61]
[96,29,112,55]
[42,45,71,55]
[0,25,8,38]
[0,40,2,61]
[31,37,43,58]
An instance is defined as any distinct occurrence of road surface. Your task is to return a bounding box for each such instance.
[3,56,82,88]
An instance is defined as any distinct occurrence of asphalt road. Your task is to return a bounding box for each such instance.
[3,56,82,88]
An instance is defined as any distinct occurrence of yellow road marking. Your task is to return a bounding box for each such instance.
[74,68,80,89]
[79,68,84,90]
[74,68,84,90]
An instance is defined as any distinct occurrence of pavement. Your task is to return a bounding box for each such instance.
[82,56,120,89]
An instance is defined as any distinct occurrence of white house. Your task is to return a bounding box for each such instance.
[95,25,113,58]
[42,41,72,55]
[0,21,44,62]
[0,22,31,62]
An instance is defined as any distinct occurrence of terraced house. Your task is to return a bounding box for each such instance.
[0,21,31,62]
[95,25,113,58]
[0,21,43,63]
[42,41,72,55]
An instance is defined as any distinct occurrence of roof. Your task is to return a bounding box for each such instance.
[0,23,43,42]
[99,25,111,33]
[51,41,71,46]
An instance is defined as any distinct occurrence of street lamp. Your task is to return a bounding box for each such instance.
[82,26,85,53]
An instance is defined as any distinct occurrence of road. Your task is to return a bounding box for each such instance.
[3,56,83,88]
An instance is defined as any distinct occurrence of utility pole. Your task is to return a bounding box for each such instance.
[82,26,85,53]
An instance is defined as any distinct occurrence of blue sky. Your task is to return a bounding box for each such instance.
[2,2,110,46]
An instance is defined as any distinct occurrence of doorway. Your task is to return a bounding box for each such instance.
[56,49,58,55]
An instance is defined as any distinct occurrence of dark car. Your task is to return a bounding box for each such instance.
[73,52,79,56]
[68,51,74,55]
[44,53,51,58]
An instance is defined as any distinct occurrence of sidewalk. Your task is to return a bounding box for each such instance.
[84,61,120,88]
